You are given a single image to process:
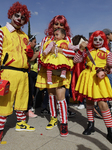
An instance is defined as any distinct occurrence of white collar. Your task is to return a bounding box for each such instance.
[6,22,16,32]
[92,47,107,52]
[99,47,107,52]
[6,22,22,33]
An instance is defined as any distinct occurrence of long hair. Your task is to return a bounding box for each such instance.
[8,1,31,24]
[45,15,71,37]
[88,30,109,50]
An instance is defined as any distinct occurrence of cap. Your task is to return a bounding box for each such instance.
[102,28,112,35]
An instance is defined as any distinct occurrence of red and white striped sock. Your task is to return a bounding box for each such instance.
[57,99,68,124]
[101,109,112,127]
[0,116,7,130]
[16,111,26,122]
[86,105,94,122]
[60,70,66,78]
[47,70,52,84]
[49,95,57,117]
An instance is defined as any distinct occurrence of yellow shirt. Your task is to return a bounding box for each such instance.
[86,48,110,71]
[1,26,29,69]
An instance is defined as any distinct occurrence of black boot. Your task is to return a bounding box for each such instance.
[83,121,95,135]
[107,127,112,143]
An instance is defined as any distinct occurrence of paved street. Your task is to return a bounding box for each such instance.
[0,103,112,150]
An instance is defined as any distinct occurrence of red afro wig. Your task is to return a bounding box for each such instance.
[88,30,109,50]
[8,1,31,24]
[45,15,71,37]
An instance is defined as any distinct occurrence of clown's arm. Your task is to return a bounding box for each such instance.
[43,41,54,56]
[104,52,112,74]
[0,29,4,63]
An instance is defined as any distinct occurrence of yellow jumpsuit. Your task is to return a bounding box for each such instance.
[0,26,29,116]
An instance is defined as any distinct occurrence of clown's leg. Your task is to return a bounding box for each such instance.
[47,70,53,85]
[98,101,112,143]
[60,70,66,78]
[46,95,58,129]
[0,116,7,141]
[83,103,95,135]
[15,111,35,131]
[57,99,68,137]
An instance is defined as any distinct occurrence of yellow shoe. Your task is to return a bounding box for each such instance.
[15,121,35,131]
[46,117,58,130]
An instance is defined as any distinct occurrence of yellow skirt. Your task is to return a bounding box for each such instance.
[35,66,71,89]
[39,53,74,71]
[75,68,112,102]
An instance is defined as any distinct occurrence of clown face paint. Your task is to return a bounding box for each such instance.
[10,12,25,29]
[93,36,104,48]
[53,21,65,31]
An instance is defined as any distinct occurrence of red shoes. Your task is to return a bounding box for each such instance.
[60,123,68,137]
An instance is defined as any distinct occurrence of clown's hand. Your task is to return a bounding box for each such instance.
[79,41,88,52]
[96,68,106,79]
[25,48,34,59]
[42,51,46,56]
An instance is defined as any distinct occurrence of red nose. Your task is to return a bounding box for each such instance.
[18,19,21,22]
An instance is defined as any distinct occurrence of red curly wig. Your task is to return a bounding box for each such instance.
[8,1,31,24]
[88,30,109,50]
[45,15,71,37]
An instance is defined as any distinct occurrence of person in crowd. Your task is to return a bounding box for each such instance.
[41,89,50,115]
[74,30,112,143]
[94,29,112,118]
[103,28,112,89]
[40,28,79,85]
[71,35,88,109]
[26,35,38,118]
[0,2,35,142]
[35,15,87,136]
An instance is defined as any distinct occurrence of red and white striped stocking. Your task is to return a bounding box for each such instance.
[49,95,57,117]
[57,99,68,124]
[0,116,7,130]
[16,111,26,122]
[101,109,112,127]
[86,105,94,122]
[47,70,52,84]
[60,70,66,78]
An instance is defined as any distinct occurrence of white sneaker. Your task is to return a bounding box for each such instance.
[74,104,79,108]
[77,104,85,110]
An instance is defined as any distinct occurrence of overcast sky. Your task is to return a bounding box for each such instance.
[0,0,112,44]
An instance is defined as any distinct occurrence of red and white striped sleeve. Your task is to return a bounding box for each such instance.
[0,29,4,62]
[107,52,112,66]
[73,50,84,63]
[39,36,48,54]
[62,49,76,57]
[62,36,76,57]
[44,41,54,55]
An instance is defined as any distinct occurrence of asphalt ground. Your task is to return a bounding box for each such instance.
[0,102,112,150]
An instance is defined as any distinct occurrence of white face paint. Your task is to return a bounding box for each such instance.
[10,12,25,29]
[93,35,104,48]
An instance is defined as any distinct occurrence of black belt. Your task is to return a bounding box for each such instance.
[1,66,28,72]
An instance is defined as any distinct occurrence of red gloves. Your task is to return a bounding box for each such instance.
[25,45,34,59]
